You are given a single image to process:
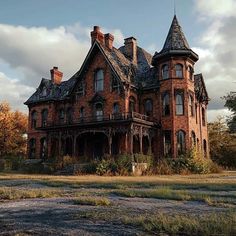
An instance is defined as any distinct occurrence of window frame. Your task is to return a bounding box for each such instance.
[41,109,48,127]
[144,99,153,117]
[161,64,169,80]
[162,93,170,116]
[31,111,37,129]
[176,130,186,156]
[94,69,104,92]
[175,64,183,78]
[175,91,184,116]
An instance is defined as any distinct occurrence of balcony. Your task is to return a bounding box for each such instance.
[39,112,159,129]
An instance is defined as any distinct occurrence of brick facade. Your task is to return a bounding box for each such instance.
[25,16,209,161]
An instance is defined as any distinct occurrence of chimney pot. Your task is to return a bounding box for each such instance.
[50,67,63,85]
[104,33,114,50]
[90,25,104,45]
[124,37,137,64]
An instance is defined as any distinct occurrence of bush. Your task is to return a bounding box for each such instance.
[0,156,24,171]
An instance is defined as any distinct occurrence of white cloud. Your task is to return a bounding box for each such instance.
[0,23,125,112]
[193,0,236,122]
[0,72,34,112]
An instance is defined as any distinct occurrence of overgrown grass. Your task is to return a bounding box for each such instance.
[73,196,111,206]
[0,187,64,200]
[76,209,236,236]
[123,212,236,236]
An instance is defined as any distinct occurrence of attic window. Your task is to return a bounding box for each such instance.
[95,69,104,92]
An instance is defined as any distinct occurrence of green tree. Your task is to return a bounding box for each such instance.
[208,117,236,168]
[0,102,28,157]
[223,92,236,132]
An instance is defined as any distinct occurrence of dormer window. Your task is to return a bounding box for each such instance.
[95,69,104,92]
[175,64,183,78]
[161,64,169,79]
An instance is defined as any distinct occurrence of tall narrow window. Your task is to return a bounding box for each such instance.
[77,80,85,97]
[129,97,136,113]
[189,95,194,116]
[177,130,185,155]
[191,131,196,147]
[95,103,103,121]
[162,64,169,79]
[195,104,198,124]
[113,103,119,114]
[31,111,37,129]
[163,130,171,156]
[203,139,207,157]
[176,92,184,115]
[95,69,104,92]
[188,66,194,80]
[80,107,84,119]
[175,64,183,78]
[59,109,65,124]
[66,107,73,123]
[144,99,153,116]
[202,107,206,126]
[163,93,170,116]
[40,137,47,159]
[41,109,48,127]
[29,138,36,159]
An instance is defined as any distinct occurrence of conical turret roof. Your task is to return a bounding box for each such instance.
[162,15,190,52]
[152,15,198,64]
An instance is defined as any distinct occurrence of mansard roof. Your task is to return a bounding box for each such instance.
[152,15,199,63]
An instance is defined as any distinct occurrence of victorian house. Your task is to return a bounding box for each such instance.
[25,15,209,160]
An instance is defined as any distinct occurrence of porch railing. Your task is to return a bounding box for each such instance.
[40,112,158,128]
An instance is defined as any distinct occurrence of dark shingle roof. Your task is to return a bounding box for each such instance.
[162,15,190,52]
[24,77,76,105]
[194,73,209,103]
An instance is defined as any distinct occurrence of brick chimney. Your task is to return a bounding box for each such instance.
[104,33,114,50]
[124,37,137,64]
[50,67,63,85]
[90,26,104,45]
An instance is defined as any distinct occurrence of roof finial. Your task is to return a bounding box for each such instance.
[174,0,176,15]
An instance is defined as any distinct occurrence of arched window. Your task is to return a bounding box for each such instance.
[203,139,207,157]
[202,107,206,126]
[80,107,84,119]
[177,130,185,155]
[31,111,37,129]
[29,138,36,159]
[144,99,153,116]
[66,107,73,123]
[163,93,170,116]
[40,137,47,159]
[191,131,196,147]
[176,92,184,115]
[95,69,104,92]
[129,97,136,113]
[189,95,194,116]
[59,109,65,124]
[113,103,119,114]
[41,109,48,127]
[95,103,103,121]
[188,66,194,80]
[162,64,169,79]
[175,64,183,78]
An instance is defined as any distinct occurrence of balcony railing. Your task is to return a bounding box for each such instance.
[39,112,158,129]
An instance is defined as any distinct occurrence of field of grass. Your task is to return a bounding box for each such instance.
[0,172,235,235]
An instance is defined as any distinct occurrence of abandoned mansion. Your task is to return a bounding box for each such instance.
[25,15,209,160]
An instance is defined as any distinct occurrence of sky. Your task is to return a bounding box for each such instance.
[0,0,235,121]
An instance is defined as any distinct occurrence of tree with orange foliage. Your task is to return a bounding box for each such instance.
[0,102,28,157]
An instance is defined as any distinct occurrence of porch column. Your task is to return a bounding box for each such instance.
[139,127,143,154]
[108,134,112,155]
